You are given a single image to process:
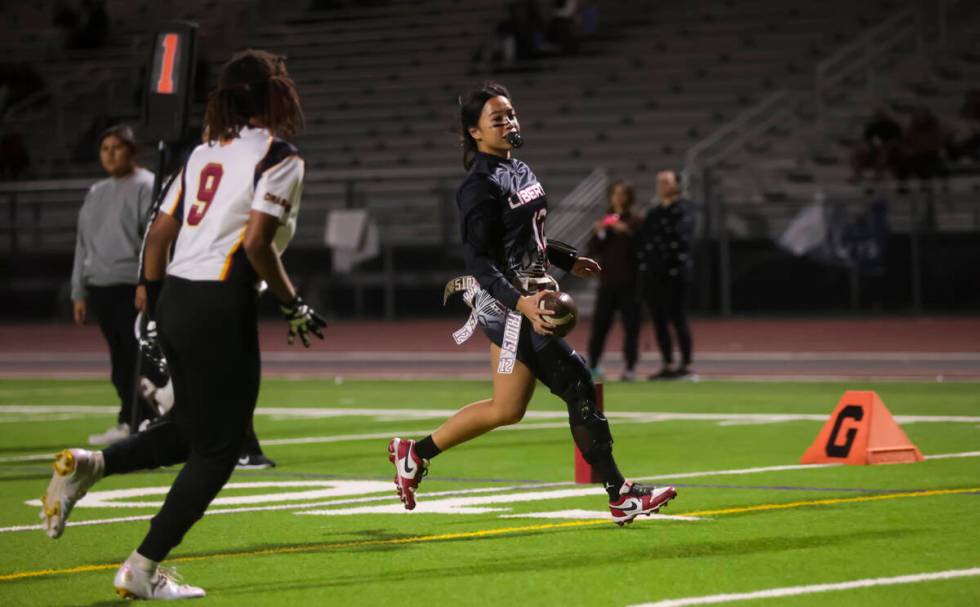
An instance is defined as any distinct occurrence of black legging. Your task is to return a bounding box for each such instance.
[87,285,141,426]
[134,277,259,562]
[587,284,640,371]
[103,418,265,477]
[645,276,692,367]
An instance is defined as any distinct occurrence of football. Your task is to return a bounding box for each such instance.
[539,291,578,337]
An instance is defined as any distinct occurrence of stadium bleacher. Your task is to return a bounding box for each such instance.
[1,0,978,316]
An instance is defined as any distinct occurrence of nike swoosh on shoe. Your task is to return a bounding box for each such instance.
[400,457,415,476]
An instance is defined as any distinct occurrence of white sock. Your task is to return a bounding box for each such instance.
[126,550,159,574]
[90,450,106,479]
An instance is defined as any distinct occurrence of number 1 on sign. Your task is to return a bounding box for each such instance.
[156,33,178,94]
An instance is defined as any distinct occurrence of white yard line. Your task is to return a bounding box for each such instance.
[3,450,978,535]
[634,463,839,483]
[626,567,980,607]
[926,451,980,460]
[1,405,978,424]
[261,422,575,446]
[0,483,566,534]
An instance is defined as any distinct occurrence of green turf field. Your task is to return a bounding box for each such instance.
[0,379,978,606]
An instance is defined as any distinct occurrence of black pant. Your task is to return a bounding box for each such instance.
[587,283,640,370]
[502,322,623,491]
[104,416,267,477]
[644,276,692,367]
[133,277,260,562]
[87,285,140,426]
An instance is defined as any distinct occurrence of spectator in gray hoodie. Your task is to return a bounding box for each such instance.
[71,124,155,444]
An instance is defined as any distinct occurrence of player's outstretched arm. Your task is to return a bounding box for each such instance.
[243,210,296,304]
[243,211,325,347]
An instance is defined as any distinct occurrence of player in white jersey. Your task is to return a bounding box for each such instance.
[39,50,325,600]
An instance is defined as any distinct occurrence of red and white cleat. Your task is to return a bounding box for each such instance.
[387,438,428,510]
[609,481,677,526]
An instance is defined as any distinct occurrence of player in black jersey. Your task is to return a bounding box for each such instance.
[389,82,676,524]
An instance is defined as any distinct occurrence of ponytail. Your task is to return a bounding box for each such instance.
[203,49,303,142]
[265,75,304,138]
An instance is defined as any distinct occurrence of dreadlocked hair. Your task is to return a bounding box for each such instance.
[204,49,304,142]
[458,81,512,170]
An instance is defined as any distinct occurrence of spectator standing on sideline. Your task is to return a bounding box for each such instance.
[948,89,980,164]
[896,107,946,182]
[636,170,695,380]
[586,180,642,381]
[71,125,154,444]
[849,104,902,183]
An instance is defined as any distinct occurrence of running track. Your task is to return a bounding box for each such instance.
[0,317,978,380]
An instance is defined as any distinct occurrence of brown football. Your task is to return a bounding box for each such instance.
[539,291,578,337]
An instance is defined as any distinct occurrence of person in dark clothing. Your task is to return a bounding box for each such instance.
[850,105,902,182]
[387,82,676,524]
[896,107,946,181]
[948,89,980,164]
[586,180,642,381]
[637,170,695,379]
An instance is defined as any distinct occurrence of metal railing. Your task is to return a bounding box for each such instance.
[679,1,979,315]
[813,8,920,123]
[683,90,799,187]
[546,167,609,252]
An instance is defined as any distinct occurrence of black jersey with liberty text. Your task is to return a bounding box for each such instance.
[457,151,571,310]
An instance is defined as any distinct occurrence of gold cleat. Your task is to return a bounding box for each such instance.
[53,449,76,477]
[39,448,104,539]
[40,495,60,519]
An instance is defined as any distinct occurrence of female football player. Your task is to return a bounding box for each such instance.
[389,82,676,524]
[40,49,325,599]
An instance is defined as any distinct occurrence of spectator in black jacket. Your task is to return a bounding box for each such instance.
[636,170,695,379]
[586,181,642,381]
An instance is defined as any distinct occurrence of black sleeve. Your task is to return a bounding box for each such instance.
[634,212,653,270]
[546,238,577,272]
[677,202,696,251]
[459,180,523,310]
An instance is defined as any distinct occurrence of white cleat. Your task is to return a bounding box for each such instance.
[88,423,131,446]
[114,562,206,600]
[40,449,104,538]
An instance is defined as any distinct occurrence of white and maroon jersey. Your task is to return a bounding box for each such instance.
[160,126,303,284]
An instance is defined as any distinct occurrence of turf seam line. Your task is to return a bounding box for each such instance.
[2,486,976,584]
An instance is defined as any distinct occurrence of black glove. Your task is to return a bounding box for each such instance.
[278,296,327,347]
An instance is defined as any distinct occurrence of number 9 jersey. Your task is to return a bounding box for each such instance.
[160,126,304,285]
